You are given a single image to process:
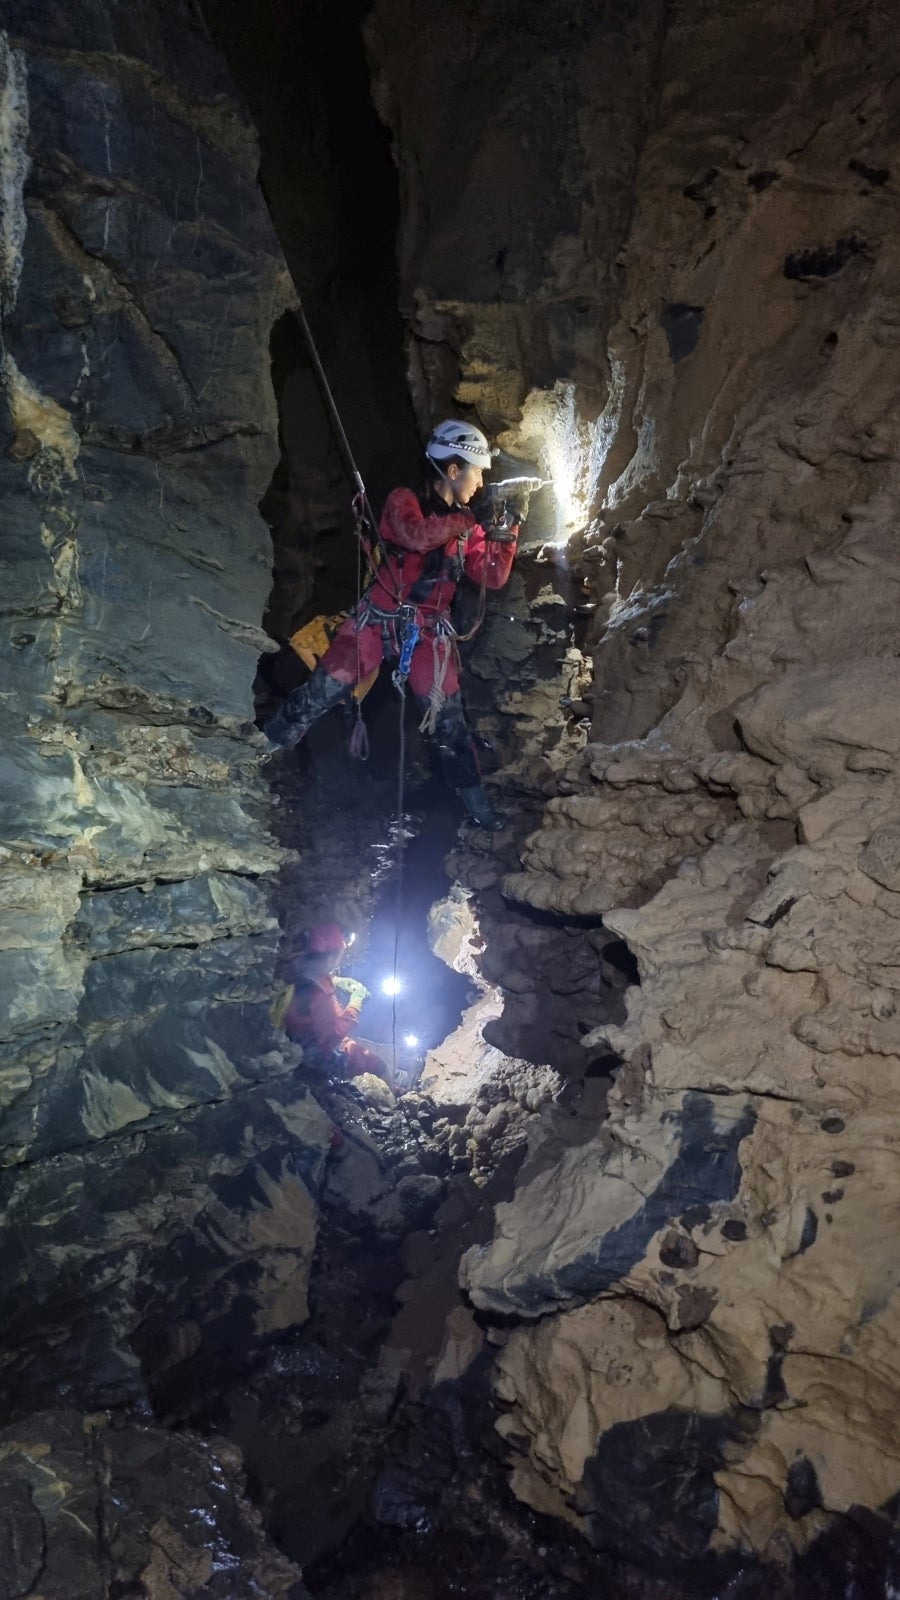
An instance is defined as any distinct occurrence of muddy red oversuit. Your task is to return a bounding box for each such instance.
[264,486,518,788]
[283,973,384,1078]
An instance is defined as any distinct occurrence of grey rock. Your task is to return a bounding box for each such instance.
[0,1409,308,1598]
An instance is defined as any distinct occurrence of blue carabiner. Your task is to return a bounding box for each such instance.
[398,621,419,677]
[393,607,420,689]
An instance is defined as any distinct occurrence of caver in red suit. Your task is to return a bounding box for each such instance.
[263,421,516,830]
[282,921,385,1079]
[283,973,385,1078]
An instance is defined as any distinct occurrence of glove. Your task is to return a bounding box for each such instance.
[504,485,534,523]
[333,977,369,1010]
[486,513,518,544]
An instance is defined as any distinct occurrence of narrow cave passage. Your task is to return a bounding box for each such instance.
[187,6,649,1596]
[6,0,897,1593]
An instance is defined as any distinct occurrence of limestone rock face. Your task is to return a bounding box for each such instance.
[365,0,659,446]
[0,1409,308,1598]
[0,0,325,1422]
[370,0,900,1577]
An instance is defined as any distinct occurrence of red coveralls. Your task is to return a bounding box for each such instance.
[317,486,518,700]
[283,974,384,1078]
[264,485,518,789]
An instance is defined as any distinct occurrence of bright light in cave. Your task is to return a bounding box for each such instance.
[403,1033,419,1049]
[381,975,402,996]
[514,371,623,544]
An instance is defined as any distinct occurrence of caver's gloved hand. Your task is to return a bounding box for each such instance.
[473,476,543,536]
[333,977,370,1013]
[485,512,519,544]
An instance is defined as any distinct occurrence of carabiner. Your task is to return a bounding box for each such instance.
[392,606,420,693]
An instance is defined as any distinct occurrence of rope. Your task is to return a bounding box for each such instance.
[349,714,370,760]
[349,508,370,760]
[289,298,509,1098]
[418,633,453,735]
[389,673,407,1091]
[291,302,405,606]
[293,302,372,527]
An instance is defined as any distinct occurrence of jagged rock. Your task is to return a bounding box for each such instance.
[0,1409,308,1598]
[0,0,316,1418]
[460,1088,753,1318]
[0,1079,333,1414]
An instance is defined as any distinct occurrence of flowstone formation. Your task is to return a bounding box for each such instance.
[368,0,900,1583]
[0,0,330,1438]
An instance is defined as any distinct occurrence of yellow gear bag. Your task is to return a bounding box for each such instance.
[288,614,379,703]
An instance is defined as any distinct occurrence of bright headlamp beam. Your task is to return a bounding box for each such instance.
[381,976,402,996]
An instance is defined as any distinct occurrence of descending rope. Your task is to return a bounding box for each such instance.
[349,505,370,760]
[289,298,507,1094]
[292,302,377,538]
[389,678,407,1089]
[292,300,404,605]
[292,296,413,1089]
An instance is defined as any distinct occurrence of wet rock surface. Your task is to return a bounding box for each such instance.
[0,1,326,1588]
[0,1409,308,1599]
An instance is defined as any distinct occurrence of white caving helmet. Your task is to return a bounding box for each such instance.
[425,419,495,471]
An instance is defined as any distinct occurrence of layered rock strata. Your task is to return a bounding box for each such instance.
[0,1409,307,1599]
[0,0,324,1423]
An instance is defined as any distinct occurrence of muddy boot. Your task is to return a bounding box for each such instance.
[263,669,349,748]
[459,784,504,830]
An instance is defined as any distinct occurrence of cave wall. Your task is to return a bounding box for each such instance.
[367,0,900,1578]
[199,0,421,646]
[0,1,332,1416]
[365,0,659,438]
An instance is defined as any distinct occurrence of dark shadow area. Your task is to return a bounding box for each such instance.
[201,0,421,649]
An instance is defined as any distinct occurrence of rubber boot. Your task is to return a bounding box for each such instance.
[459,784,504,831]
[263,669,349,748]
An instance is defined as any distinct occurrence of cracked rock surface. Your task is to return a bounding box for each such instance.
[0,1409,308,1598]
[0,0,324,1493]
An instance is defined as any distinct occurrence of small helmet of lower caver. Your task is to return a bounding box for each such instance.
[306,921,349,955]
[425,419,495,470]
